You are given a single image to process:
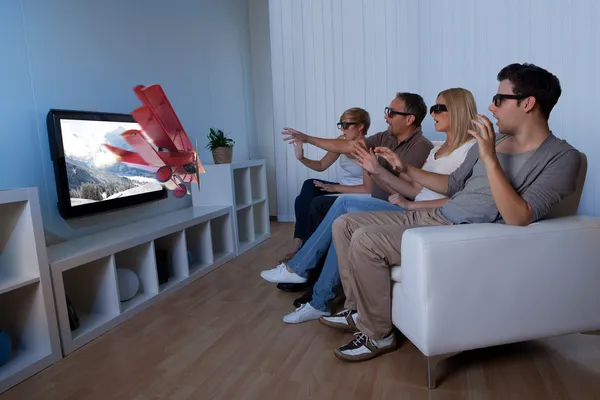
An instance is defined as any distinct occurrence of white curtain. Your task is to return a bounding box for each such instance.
[268,0,600,220]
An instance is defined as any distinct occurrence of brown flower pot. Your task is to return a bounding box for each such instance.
[212,147,233,164]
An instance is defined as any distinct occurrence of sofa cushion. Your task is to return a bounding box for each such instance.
[391,265,402,282]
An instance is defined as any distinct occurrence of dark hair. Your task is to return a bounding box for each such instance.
[395,92,427,126]
[497,63,561,120]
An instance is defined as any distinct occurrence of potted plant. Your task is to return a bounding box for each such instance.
[206,128,235,164]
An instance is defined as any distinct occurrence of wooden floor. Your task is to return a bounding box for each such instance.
[3,222,600,399]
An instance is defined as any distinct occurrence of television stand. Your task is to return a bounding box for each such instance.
[47,205,236,355]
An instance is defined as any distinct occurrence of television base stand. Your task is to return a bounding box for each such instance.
[47,205,236,355]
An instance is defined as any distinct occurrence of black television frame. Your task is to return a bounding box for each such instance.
[47,108,168,219]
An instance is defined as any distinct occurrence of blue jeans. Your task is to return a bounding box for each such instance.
[287,194,403,312]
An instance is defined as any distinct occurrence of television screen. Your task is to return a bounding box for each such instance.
[48,109,167,219]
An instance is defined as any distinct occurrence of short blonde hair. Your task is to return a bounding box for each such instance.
[340,107,370,135]
[437,88,477,152]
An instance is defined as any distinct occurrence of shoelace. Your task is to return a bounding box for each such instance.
[294,303,310,312]
[337,309,352,317]
[276,263,287,272]
[351,332,369,347]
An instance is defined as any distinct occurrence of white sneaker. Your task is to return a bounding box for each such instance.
[283,303,329,324]
[260,263,307,284]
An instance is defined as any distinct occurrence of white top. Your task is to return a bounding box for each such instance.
[414,140,476,202]
[338,154,364,186]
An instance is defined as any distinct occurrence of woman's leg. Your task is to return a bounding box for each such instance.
[261,195,350,284]
[292,179,339,253]
[277,195,339,292]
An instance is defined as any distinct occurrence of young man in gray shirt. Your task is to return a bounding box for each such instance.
[320,63,582,362]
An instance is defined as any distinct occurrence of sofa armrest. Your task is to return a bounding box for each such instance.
[394,216,600,356]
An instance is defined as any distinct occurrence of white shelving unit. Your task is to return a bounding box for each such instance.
[47,205,235,355]
[0,188,62,394]
[191,159,270,255]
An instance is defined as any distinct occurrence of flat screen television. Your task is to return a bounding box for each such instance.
[47,109,168,219]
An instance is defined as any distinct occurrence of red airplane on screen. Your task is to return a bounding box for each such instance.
[104,84,205,198]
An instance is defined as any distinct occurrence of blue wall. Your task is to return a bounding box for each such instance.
[0,0,257,243]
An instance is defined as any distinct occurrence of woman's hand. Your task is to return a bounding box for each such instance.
[313,180,338,193]
[388,193,411,209]
[282,127,310,144]
[373,146,406,173]
[294,141,304,160]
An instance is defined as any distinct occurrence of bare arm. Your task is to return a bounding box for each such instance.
[370,174,397,196]
[471,116,531,226]
[373,146,450,195]
[349,144,427,199]
[389,193,449,211]
[295,144,340,172]
[283,127,367,154]
[313,170,370,194]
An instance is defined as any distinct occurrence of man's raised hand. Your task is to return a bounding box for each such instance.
[469,114,498,165]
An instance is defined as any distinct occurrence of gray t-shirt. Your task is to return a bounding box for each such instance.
[437,135,580,224]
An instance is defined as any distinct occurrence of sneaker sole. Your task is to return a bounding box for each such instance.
[333,341,397,362]
[260,272,307,284]
[318,316,359,332]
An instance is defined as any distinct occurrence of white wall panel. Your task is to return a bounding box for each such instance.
[267,0,600,220]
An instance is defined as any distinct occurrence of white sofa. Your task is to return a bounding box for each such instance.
[390,153,600,389]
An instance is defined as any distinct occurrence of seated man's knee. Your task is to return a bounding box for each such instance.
[332,214,352,235]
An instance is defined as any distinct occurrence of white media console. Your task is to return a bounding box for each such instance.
[0,159,270,394]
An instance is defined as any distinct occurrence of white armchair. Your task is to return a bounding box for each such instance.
[390,153,600,389]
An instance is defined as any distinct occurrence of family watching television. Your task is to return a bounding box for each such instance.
[260,62,582,362]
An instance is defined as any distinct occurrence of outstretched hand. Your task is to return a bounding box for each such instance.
[349,142,381,175]
[469,114,498,165]
[282,127,310,144]
[373,146,406,173]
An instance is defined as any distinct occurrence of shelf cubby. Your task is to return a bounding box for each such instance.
[114,242,158,313]
[153,230,189,292]
[0,201,40,290]
[0,282,51,387]
[190,160,271,256]
[236,206,255,252]
[185,222,213,276]
[210,213,234,262]
[250,165,267,202]
[0,188,61,394]
[253,201,269,238]
[233,167,252,208]
[61,256,120,342]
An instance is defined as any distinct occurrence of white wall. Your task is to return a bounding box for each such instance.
[265,0,600,220]
[0,0,257,243]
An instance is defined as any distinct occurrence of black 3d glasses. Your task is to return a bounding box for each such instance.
[430,104,448,114]
[337,121,357,129]
[385,107,412,118]
[492,94,529,107]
